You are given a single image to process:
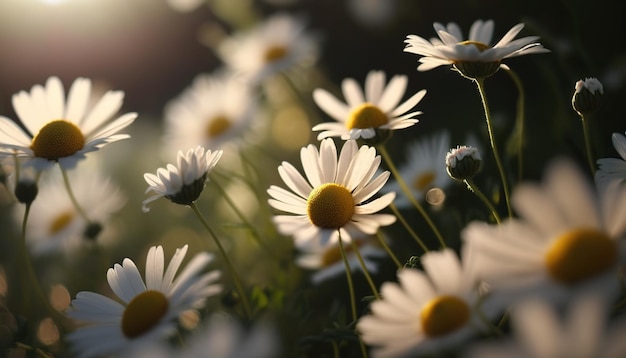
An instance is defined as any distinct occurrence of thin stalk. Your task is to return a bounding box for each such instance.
[60,167,90,222]
[375,231,402,269]
[351,243,380,300]
[377,145,446,248]
[474,78,513,218]
[463,179,502,224]
[389,202,429,253]
[503,67,526,182]
[189,202,253,320]
[580,113,596,174]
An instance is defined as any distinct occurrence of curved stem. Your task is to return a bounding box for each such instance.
[463,179,502,224]
[389,202,429,252]
[351,243,380,300]
[474,78,513,218]
[375,232,402,269]
[189,202,253,320]
[503,67,526,182]
[377,145,446,248]
[580,113,596,174]
[60,167,90,223]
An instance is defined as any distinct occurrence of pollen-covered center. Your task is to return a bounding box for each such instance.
[121,290,169,339]
[206,115,232,139]
[346,103,388,130]
[413,171,436,192]
[545,228,617,285]
[420,295,470,337]
[307,183,355,229]
[30,120,85,160]
[458,40,490,52]
[263,45,288,63]
[49,211,74,235]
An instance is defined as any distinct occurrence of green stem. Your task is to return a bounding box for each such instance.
[389,203,429,253]
[463,179,502,224]
[189,202,253,320]
[351,243,380,300]
[474,78,513,218]
[60,167,90,223]
[377,145,446,248]
[503,67,526,182]
[580,113,596,174]
[375,232,402,269]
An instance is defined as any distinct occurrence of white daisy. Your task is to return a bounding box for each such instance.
[296,236,387,284]
[13,167,125,256]
[596,132,626,186]
[357,248,493,357]
[404,19,549,76]
[312,70,426,140]
[216,13,319,82]
[162,70,257,156]
[467,294,626,358]
[0,76,137,170]
[382,131,453,208]
[143,146,223,212]
[462,159,626,305]
[267,138,396,248]
[65,244,223,358]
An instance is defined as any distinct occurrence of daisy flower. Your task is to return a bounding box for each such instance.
[467,294,626,358]
[312,70,426,141]
[0,76,137,170]
[596,132,626,186]
[162,70,257,156]
[404,19,549,78]
[143,146,223,212]
[572,77,604,115]
[296,236,387,284]
[382,131,453,208]
[13,167,125,255]
[462,159,626,305]
[65,244,223,358]
[267,138,396,248]
[216,13,319,82]
[357,248,494,357]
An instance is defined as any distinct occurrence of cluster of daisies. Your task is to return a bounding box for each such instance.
[0,7,625,358]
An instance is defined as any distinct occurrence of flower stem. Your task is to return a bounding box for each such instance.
[377,144,446,248]
[351,243,380,300]
[474,78,513,218]
[388,203,430,252]
[580,113,596,174]
[375,232,402,269]
[463,179,501,224]
[189,202,253,320]
[60,167,91,223]
[503,67,526,182]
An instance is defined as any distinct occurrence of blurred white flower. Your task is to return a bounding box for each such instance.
[66,245,222,358]
[596,132,626,186]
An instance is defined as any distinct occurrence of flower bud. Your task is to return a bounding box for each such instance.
[572,77,603,115]
[446,146,482,181]
[14,180,38,204]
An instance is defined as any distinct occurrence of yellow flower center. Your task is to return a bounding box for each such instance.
[121,290,169,339]
[30,120,85,160]
[49,211,74,235]
[206,115,232,139]
[458,40,490,52]
[263,45,288,63]
[307,183,355,229]
[345,103,388,130]
[545,228,618,285]
[420,295,470,337]
[413,171,436,192]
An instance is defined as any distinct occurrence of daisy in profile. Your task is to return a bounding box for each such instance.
[467,294,626,358]
[143,146,223,212]
[65,244,223,358]
[382,131,453,208]
[296,236,387,284]
[162,70,257,156]
[357,248,495,357]
[462,159,626,305]
[216,13,319,82]
[0,76,136,171]
[13,166,125,255]
[596,132,626,186]
[267,138,396,248]
[404,19,549,78]
[312,70,426,141]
